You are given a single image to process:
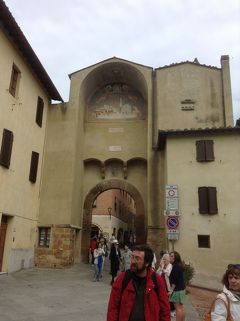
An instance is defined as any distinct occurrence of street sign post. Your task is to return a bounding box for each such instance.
[165,185,180,242]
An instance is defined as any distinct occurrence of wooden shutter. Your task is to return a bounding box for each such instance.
[198,186,208,214]
[29,151,39,183]
[205,140,214,161]
[9,64,20,97]
[0,129,13,168]
[208,187,218,214]
[35,97,44,127]
[196,140,206,161]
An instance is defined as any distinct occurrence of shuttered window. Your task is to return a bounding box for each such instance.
[35,96,44,127]
[0,129,13,168]
[196,140,214,162]
[9,64,20,97]
[29,151,39,183]
[198,186,218,214]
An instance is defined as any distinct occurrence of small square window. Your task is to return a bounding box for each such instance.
[198,235,210,248]
[38,227,51,247]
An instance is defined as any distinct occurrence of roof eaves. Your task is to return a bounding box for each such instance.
[155,61,220,71]
[69,56,153,78]
[157,126,240,150]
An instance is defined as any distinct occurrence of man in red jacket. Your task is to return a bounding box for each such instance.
[107,244,170,321]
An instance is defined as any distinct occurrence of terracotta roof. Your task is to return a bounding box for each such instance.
[0,0,63,102]
[157,126,240,150]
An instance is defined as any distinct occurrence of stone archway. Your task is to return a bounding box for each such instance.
[81,179,146,261]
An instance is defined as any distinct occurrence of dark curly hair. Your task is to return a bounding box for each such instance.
[132,244,154,266]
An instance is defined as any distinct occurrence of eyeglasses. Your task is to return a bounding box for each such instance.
[131,255,143,262]
[228,264,240,269]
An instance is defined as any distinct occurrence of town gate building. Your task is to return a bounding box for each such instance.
[1,0,239,289]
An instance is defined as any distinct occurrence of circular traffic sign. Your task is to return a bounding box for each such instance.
[166,216,179,229]
[168,189,176,197]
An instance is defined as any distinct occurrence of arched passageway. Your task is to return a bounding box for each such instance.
[81,179,146,261]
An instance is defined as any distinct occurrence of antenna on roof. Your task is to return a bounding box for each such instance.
[193,58,199,64]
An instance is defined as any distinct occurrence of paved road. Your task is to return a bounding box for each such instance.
[0,263,201,321]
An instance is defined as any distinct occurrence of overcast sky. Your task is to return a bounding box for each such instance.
[4,0,240,120]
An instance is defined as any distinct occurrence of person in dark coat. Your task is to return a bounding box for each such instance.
[169,251,186,321]
[109,239,121,285]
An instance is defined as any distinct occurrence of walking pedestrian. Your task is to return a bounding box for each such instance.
[89,236,97,265]
[107,244,171,321]
[109,239,121,285]
[93,242,105,281]
[169,251,186,321]
[121,244,132,271]
[210,264,240,321]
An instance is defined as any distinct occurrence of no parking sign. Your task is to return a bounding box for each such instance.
[166,216,179,229]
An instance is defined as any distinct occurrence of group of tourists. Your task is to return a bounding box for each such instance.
[90,237,240,320]
[89,234,133,284]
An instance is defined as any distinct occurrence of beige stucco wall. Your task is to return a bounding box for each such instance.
[164,134,240,289]
[0,29,50,272]
[155,64,225,131]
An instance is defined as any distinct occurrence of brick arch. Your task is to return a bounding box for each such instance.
[81,179,146,261]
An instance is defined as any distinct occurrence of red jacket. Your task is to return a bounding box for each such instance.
[107,269,170,321]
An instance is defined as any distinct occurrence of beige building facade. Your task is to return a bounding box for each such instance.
[0,1,62,272]
[1,1,239,289]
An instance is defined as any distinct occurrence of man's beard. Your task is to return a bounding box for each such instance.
[130,263,146,274]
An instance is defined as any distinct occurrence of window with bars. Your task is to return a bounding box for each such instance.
[9,64,21,97]
[196,140,214,162]
[198,186,218,214]
[0,129,13,168]
[29,151,39,183]
[35,96,44,127]
[198,235,210,248]
[38,227,51,247]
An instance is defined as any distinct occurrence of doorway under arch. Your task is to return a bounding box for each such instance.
[81,179,146,261]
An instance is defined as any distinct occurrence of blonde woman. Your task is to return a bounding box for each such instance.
[157,253,172,293]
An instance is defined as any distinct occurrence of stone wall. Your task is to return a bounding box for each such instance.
[147,227,166,263]
[35,227,75,268]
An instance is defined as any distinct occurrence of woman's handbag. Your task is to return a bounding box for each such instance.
[202,294,233,321]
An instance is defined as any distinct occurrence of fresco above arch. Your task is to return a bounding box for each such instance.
[86,83,146,121]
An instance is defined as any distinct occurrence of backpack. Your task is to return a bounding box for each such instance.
[121,269,159,297]
[202,294,233,321]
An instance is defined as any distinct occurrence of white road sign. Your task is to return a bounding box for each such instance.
[165,185,179,198]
